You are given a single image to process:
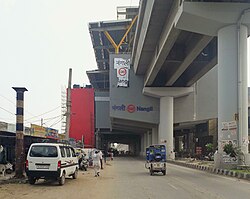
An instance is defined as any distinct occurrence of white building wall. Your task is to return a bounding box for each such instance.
[196,66,218,120]
[174,66,218,123]
[174,93,194,123]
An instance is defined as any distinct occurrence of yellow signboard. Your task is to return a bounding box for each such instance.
[58,133,65,140]
[30,124,46,138]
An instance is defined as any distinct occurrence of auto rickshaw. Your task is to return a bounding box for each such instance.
[145,144,167,175]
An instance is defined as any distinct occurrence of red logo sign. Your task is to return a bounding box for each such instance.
[118,67,127,76]
[127,104,135,113]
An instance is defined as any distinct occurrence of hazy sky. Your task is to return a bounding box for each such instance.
[0,0,139,131]
[0,0,250,133]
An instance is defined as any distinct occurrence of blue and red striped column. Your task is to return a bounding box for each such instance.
[12,87,28,178]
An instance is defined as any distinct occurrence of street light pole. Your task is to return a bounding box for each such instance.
[13,87,28,178]
[65,68,72,140]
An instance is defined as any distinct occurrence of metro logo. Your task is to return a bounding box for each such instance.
[118,67,127,76]
[112,104,153,113]
[127,104,136,113]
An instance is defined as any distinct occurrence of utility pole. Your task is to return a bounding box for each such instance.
[65,68,72,140]
[12,87,28,178]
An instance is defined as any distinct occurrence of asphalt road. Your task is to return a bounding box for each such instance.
[108,157,250,199]
[1,157,250,199]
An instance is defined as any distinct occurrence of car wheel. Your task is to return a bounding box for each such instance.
[58,172,65,185]
[28,177,36,185]
[73,169,78,179]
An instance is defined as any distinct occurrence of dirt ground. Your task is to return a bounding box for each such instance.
[0,161,115,199]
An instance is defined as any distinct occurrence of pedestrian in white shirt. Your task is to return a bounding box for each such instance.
[93,150,101,177]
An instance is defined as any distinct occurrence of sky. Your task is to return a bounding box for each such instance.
[0,0,140,132]
[0,0,250,134]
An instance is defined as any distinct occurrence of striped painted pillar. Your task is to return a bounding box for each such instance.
[12,87,27,178]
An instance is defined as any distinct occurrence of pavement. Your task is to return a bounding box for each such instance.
[168,158,250,181]
[0,173,27,185]
[1,157,250,184]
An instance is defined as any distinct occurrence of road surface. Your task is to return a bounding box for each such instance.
[1,157,250,199]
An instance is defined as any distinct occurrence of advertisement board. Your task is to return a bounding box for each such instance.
[30,124,59,139]
[45,127,59,139]
[30,124,46,138]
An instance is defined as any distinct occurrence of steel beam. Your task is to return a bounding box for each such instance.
[89,25,128,32]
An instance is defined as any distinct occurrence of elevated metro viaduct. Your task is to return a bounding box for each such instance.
[87,1,250,168]
[131,0,250,168]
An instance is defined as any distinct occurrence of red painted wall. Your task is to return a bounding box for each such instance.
[69,87,95,148]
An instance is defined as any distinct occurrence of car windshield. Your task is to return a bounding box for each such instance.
[30,145,58,157]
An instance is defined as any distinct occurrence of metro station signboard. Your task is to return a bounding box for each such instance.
[114,58,130,87]
[112,104,153,113]
[110,54,160,124]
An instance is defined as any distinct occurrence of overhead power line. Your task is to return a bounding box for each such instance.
[49,117,64,128]
[25,106,61,121]
[0,93,36,117]
[26,115,62,124]
[0,117,14,123]
[0,106,15,115]
[43,115,62,121]
[0,94,15,106]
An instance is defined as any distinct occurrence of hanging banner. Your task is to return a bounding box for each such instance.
[114,58,130,69]
[114,58,130,87]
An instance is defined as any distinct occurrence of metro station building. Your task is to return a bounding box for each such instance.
[84,1,250,168]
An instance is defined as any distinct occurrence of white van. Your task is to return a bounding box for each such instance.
[26,143,79,185]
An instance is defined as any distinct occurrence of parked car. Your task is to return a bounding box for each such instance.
[26,143,78,185]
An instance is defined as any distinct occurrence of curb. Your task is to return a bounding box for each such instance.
[167,160,250,181]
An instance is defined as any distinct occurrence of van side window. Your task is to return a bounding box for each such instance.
[60,146,66,158]
[70,148,76,157]
[65,147,71,157]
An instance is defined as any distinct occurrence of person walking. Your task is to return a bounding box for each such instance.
[99,150,103,169]
[93,150,101,177]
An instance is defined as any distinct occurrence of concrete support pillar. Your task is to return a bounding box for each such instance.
[129,144,135,155]
[129,144,132,155]
[13,87,27,178]
[189,132,195,155]
[95,131,100,149]
[152,127,158,145]
[140,135,144,156]
[147,131,152,146]
[238,25,249,155]
[216,24,249,167]
[159,96,175,160]
[136,140,140,156]
[144,133,147,156]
